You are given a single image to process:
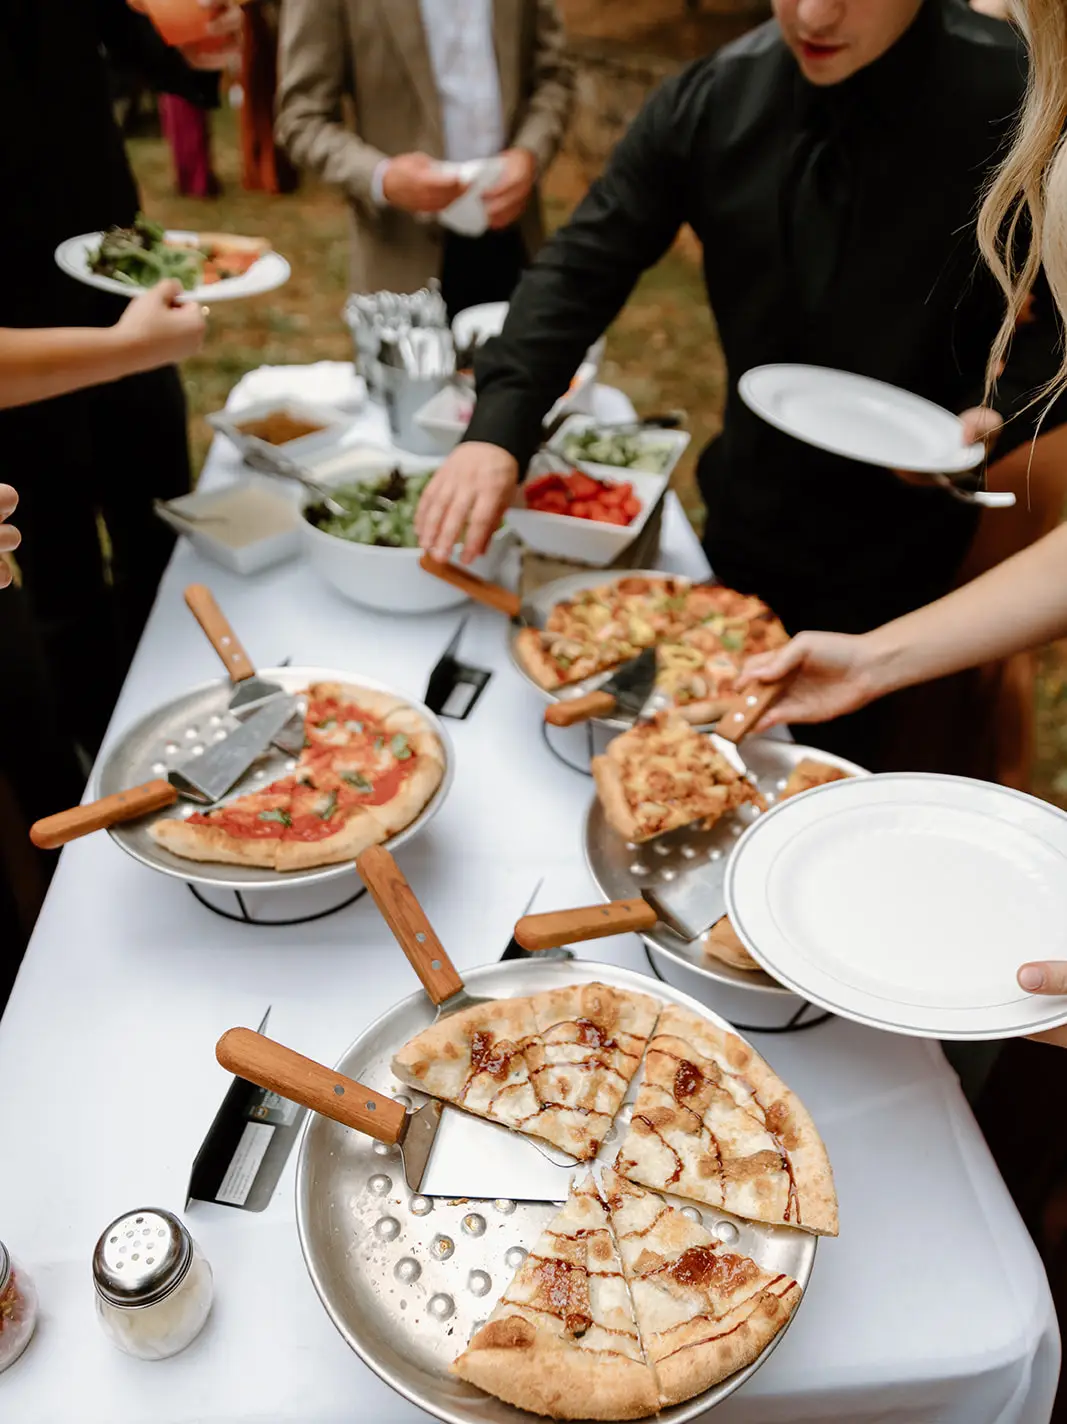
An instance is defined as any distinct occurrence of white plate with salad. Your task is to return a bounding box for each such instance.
[547,414,690,481]
[55,215,290,303]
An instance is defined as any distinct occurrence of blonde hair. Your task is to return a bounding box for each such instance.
[977,0,1067,406]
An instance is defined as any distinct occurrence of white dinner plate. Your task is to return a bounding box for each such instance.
[738,364,985,474]
[724,773,1067,1040]
[54,230,291,304]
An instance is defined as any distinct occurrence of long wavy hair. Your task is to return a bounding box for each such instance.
[977,0,1067,405]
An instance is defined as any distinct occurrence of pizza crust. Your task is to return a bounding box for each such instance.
[591,754,643,841]
[514,627,569,690]
[306,682,408,721]
[704,917,761,973]
[149,815,280,868]
[365,755,444,837]
[272,807,386,871]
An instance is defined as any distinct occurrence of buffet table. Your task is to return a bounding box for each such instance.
[0,370,1058,1424]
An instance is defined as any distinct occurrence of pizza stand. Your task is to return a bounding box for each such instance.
[0,366,1058,1424]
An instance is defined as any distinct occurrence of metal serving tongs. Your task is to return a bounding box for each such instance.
[355,845,580,1194]
[240,443,349,518]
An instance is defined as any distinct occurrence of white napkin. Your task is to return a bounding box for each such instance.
[224,361,367,414]
[436,157,506,238]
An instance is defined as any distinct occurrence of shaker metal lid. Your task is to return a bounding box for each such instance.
[0,1240,9,1295]
[92,1209,191,1308]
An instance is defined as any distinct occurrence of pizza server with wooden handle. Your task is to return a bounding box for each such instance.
[418,554,543,627]
[29,694,298,849]
[184,584,305,756]
[355,844,578,1199]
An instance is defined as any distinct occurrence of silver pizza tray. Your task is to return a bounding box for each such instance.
[584,740,869,995]
[296,957,818,1424]
[507,568,695,732]
[92,666,454,891]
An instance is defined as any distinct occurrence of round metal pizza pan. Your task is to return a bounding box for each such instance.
[584,739,869,995]
[507,567,696,732]
[296,956,818,1424]
[92,666,454,890]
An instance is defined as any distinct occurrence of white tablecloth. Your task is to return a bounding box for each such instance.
[0,371,1058,1424]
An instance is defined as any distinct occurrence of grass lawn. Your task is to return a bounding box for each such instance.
[127,106,1067,806]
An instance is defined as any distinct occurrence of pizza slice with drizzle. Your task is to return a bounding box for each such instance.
[392,984,661,1162]
[451,1174,659,1421]
[615,1005,838,1235]
[592,712,766,844]
[602,1168,802,1407]
[522,983,661,1160]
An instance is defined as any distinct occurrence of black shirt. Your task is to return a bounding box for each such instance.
[0,0,217,329]
[465,0,1060,634]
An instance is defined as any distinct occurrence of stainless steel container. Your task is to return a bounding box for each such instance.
[92,1208,213,1361]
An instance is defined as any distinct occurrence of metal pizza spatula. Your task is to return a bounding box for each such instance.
[355,844,579,1200]
[29,694,298,848]
[543,646,658,727]
[184,584,306,756]
[418,555,542,627]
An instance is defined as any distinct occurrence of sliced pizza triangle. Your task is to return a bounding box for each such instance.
[602,1168,802,1407]
[615,1005,838,1235]
[452,1174,659,1421]
[523,983,661,1161]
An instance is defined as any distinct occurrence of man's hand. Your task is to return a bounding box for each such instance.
[738,630,887,730]
[483,148,538,230]
[383,154,469,216]
[415,443,519,564]
[181,0,243,69]
[894,406,1003,487]
[0,484,20,590]
[114,281,208,370]
[1020,961,1067,1047]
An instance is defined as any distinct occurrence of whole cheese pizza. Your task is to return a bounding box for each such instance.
[150,683,443,871]
[615,1006,838,1235]
[591,711,765,844]
[516,575,787,723]
[392,981,660,1162]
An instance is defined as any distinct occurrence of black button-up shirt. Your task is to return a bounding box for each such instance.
[466,0,1060,634]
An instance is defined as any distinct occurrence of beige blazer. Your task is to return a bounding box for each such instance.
[276,0,575,294]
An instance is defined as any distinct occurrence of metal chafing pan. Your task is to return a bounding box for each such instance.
[92,666,454,890]
[584,741,868,995]
[295,956,817,1423]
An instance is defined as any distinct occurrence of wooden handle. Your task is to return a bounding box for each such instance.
[30,780,177,849]
[545,691,617,727]
[215,1027,407,1144]
[184,584,256,684]
[716,675,794,744]
[357,845,465,1005]
[418,555,521,618]
[514,898,659,951]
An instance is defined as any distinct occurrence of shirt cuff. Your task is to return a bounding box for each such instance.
[371,158,390,208]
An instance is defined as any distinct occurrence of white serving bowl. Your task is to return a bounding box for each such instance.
[297,448,509,613]
[207,397,355,467]
[547,414,691,481]
[504,452,667,567]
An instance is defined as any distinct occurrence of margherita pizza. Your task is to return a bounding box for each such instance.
[150,682,443,871]
[591,712,765,843]
[614,1006,838,1235]
[392,981,661,1161]
[516,575,786,723]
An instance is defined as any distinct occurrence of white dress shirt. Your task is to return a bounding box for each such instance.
[373,0,506,205]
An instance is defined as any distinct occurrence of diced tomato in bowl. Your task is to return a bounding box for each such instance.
[523,470,642,527]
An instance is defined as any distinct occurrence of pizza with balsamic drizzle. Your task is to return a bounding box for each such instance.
[601,1168,802,1406]
[391,982,660,1162]
[452,1174,659,1420]
[150,682,443,870]
[614,1006,838,1235]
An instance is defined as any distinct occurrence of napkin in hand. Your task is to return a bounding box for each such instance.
[437,157,506,238]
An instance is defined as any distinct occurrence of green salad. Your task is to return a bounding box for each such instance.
[307,469,431,548]
[561,425,675,474]
[90,213,204,291]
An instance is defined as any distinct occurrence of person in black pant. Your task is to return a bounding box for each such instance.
[416,0,1067,777]
[0,0,220,757]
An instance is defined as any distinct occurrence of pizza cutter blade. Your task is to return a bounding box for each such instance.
[184,584,306,756]
[543,646,658,728]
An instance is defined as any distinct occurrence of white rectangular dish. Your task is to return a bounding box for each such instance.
[207,397,356,467]
[503,451,667,566]
[155,483,301,574]
[547,413,691,481]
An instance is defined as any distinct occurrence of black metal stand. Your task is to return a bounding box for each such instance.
[641,941,832,1035]
[540,717,595,777]
[186,883,368,925]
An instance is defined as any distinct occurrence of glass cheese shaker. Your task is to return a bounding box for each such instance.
[0,1240,38,1372]
[92,1209,213,1360]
